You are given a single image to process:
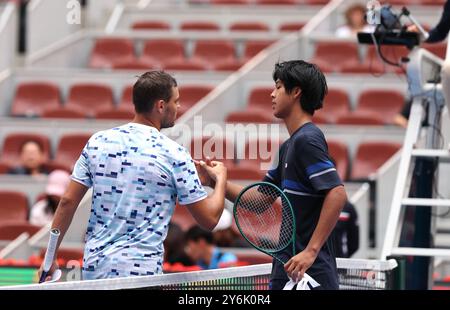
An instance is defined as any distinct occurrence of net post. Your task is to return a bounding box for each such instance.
[387,255,406,290]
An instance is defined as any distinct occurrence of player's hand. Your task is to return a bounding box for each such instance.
[194,157,215,187]
[284,249,317,283]
[37,259,59,283]
[198,158,227,184]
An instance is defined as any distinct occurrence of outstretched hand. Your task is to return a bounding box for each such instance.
[194,157,226,187]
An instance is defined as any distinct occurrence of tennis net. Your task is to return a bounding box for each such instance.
[1,258,398,290]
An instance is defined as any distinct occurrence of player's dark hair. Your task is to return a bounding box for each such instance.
[273,60,327,115]
[133,71,177,114]
[20,140,45,153]
[185,226,214,244]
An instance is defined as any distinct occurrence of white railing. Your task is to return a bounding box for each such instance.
[0,2,16,72]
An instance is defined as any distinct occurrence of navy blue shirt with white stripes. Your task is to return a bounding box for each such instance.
[263,122,342,289]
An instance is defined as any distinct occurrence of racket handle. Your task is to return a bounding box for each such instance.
[39,228,60,284]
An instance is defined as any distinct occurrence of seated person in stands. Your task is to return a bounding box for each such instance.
[185,225,238,270]
[335,4,374,39]
[212,209,249,248]
[8,140,49,177]
[164,222,194,266]
[30,170,70,226]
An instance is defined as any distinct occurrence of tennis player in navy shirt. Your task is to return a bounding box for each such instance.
[200,60,347,289]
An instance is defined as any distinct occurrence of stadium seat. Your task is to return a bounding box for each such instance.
[236,138,281,172]
[350,141,401,180]
[190,40,238,70]
[279,22,305,32]
[65,83,115,117]
[0,162,11,174]
[119,85,134,110]
[180,21,221,31]
[0,222,40,240]
[171,204,196,231]
[247,86,273,110]
[312,41,360,73]
[255,0,296,4]
[0,133,51,166]
[235,252,272,264]
[361,45,410,74]
[111,58,159,70]
[11,82,61,117]
[177,85,214,117]
[227,162,266,180]
[211,0,250,4]
[51,133,92,171]
[304,0,330,4]
[355,89,405,124]
[226,109,278,123]
[314,88,351,124]
[141,40,185,67]
[243,40,275,62]
[327,140,349,181]
[40,247,84,261]
[95,107,135,120]
[423,43,447,59]
[89,38,135,69]
[229,22,270,32]
[189,137,235,165]
[312,113,329,124]
[41,106,87,119]
[131,20,171,30]
[163,59,209,71]
[0,191,29,225]
[335,112,386,126]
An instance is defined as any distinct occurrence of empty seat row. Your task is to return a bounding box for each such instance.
[11,82,213,119]
[226,87,405,125]
[132,20,305,33]
[312,42,447,74]
[89,38,274,71]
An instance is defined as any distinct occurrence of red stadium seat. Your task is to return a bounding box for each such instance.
[355,89,405,124]
[279,22,305,32]
[189,137,235,165]
[227,162,266,180]
[255,0,296,4]
[95,107,135,120]
[423,43,447,59]
[171,204,196,231]
[180,21,221,31]
[237,138,281,172]
[89,38,135,69]
[243,40,275,62]
[312,113,329,124]
[335,112,386,126]
[312,41,360,73]
[327,140,349,181]
[360,45,410,74]
[0,191,29,225]
[1,133,51,166]
[190,40,238,70]
[0,222,40,240]
[40,247,84,261]
[235,251,272,264]
[41,106,87,119]
[163,59,209,71]
[119,85,134,110]
[304,0,330,4]
[11,82,61,117]
[247,86,272,110]
[314,88,351,124]
[111,58,159,70]
[229,22,270,32]
[350,141,401,180]
[141,39,185,67]
[177,85,214,117]
[0,162,12,174]
[65,83,114,117]
[226,109,278,124]
[51,133,92,171]
[131,20,171,30]
[211,0,250,4]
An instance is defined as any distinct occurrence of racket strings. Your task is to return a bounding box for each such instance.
[235,184,294,252]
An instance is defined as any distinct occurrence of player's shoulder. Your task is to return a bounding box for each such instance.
[292,122,326,146]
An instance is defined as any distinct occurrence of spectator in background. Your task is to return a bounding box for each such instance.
[212,209,249,248]
[8,140,49,177]
[185,225,238,270]
[30,170,71,227]
[335,4,374,39]
[164,222,194,266]
[331,200,359,258]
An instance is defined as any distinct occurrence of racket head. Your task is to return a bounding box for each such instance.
[233,181,296,255]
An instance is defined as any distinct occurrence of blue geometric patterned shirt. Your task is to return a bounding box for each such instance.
[71,123,207,280]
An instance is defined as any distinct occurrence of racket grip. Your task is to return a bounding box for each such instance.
[39,228,60,284]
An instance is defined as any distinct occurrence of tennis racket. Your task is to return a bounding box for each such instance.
[39,228,60,283]
[233,181,319,290]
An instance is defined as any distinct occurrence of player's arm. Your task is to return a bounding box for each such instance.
[186,161,227,231]
[38,180,89,281]
[285,185,346,281]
